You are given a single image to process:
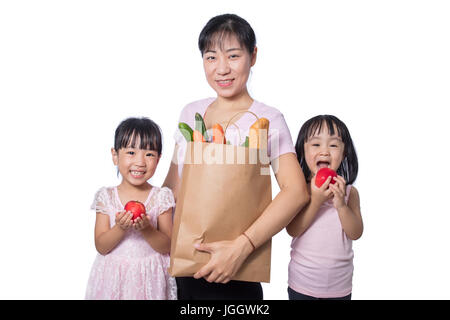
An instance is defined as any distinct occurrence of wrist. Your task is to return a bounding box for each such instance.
[335,202,348,211]
[239,233,255,256]
[114,224,128,233]
[310,194,326,206]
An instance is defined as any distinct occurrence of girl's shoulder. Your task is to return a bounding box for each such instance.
[93,186,116,201]
[150,186,174,201]
[91,186,118,214]
[347,185,360,201]
[148,186,175,215]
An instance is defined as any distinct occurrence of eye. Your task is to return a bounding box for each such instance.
[126,151,135,155]
[205,55,215,61]
[330,144,338,148]
[229,54,240,59]
[146,152,156,157]
[312,143,320,147]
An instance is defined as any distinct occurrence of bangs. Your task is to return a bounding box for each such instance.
[114,117,162,155]
[202,29,244,54]
[119,129,157,151]
[304,118,343,141]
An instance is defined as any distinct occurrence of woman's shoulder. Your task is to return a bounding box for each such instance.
[252,100,285,120]
[179,97,215,119]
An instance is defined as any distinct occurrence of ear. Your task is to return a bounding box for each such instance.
[250,46,257,67]
[111,148,118,166]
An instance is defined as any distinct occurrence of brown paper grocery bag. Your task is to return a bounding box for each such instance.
[169,141,272,282]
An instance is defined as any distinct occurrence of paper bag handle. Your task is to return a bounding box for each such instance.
[223,110,259,145]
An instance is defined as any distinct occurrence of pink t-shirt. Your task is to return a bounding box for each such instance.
[173,98,295,177]
[288,185,354,298]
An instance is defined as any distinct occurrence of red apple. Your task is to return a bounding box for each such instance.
[315,167,337,188]
[124,200,146,221]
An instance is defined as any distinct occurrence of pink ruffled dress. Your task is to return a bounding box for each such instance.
[85,186,177,300]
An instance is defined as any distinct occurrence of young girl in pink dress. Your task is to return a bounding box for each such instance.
[287,115,363,300]
[85,117,177,300]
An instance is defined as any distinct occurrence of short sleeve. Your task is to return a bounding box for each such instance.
[268,113,296,162]
[90,187,110,214]
[157,187,175,215]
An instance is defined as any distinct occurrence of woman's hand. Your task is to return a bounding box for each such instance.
[329,175,347,209]
[115,211,134,230]
[193,235,254,284]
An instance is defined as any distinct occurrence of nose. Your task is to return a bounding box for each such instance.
[319,146,330,156]
[216,56,230,75]
[134,152,146,166]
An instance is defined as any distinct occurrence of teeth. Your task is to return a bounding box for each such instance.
[131,171,144,176]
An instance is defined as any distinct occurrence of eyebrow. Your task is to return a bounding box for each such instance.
[308,136,342,142]
[204,47,243,54]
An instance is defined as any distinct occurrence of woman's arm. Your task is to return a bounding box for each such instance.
[244,153,309,247]
[193,152,309,283]
[286,193,321,238]
[162,145,181,200]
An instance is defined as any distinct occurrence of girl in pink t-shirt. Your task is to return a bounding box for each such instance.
[286,115,363,300]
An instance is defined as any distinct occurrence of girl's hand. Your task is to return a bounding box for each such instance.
[115,211,134,230]
[133,214,152,231]
[310,173,334,204]
[329,175,347,209]
[193,235,253,284]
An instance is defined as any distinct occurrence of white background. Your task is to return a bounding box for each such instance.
[0,0,449,299]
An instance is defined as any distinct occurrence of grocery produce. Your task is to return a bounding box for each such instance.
[124,200,146,221]
[249,118,269,149]
[178,122,193,142]
[315,167,337,188]
[193,130,206,142]
[195,113,209,142]
[212,123,226,144]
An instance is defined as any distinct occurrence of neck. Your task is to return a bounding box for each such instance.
[118,181,151,194]
[215,89,253,110]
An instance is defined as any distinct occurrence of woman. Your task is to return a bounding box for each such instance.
[163,13,309,300]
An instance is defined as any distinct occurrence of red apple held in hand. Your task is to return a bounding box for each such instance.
[315,167,338,188]
[124,200,146,221]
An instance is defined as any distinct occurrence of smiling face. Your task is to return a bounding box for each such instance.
[202,34,256,99]
[112,136,160,188]
[304,122,345,179]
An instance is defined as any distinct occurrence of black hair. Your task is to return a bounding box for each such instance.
[295,115,358,185]
[114,117,162,155]
[198,13,256,56]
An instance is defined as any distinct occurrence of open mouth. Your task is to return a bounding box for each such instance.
[316,161,330,169]
[130,170,146,178]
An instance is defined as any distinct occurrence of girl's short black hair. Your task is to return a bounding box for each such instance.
[114,117,162,155]
[198,13,256,56]
[295,115,358,185]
